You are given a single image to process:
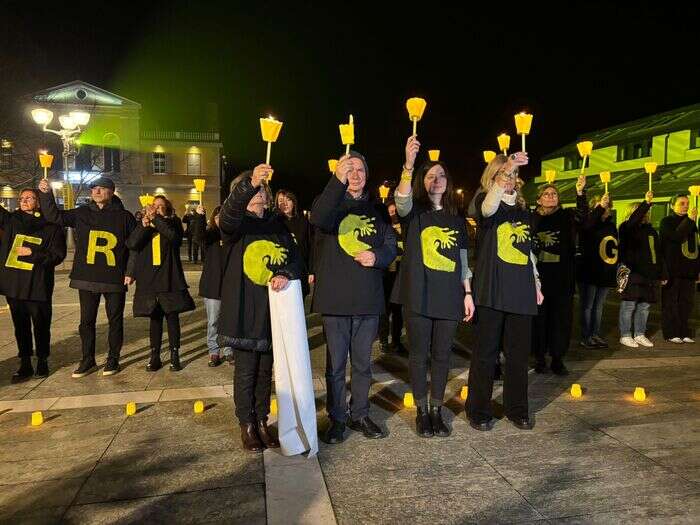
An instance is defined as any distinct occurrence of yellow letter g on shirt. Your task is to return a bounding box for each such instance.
[87,230,117,266]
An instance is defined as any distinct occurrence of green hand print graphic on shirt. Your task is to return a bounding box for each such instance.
[338,214,376,257]
[420,226,458,272]
[243,240,288,286]
[537,230,560,263]
[497,222,530,266]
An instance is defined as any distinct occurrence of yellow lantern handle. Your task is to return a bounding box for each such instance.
[265,142,272,165]
[580,155,587,175]
[345,144,350,156]
[649,173,652,193]
[605,182,609,194]
[412,117,417,137]
[43,167,48,180]
[521,135,526,153]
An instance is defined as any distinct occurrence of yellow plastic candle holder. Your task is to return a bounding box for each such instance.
[194,400,205,414]
[339,115,355,155]
[31,411,43,426]
[406,97,427,135]
[545,170,556,184]
[633,387,646,402]
[483,150,497,164]
[379,184,390,201]
[644,162,657,192]
[497,133,511,155]
[689,185,700,197]
[328,159,338,174]
[39,151,54,179]
[570,384,583,399]
[270,398,278,416]
[600,171,612,194]
[428,150,440,162]
[460,386,469,401]
[260,117,283,143]
[514,112,533,152]
[577,141,594,174]
[403,392,415,408]
[126,402,137,416]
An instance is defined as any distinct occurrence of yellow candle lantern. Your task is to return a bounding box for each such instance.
[31,411,43,427]
[339,114,355,155]
[328,159,338,174]
[38,151,54,179]
[403,392,415,408]
[633,387,646,402]
[125,402,137,416]
[260,116,284,165]
[570,384,583,399]
[193,178,206,205]
[379,183,390,202]
[460,386,469,400]
[600,171,612,194]
[139,193,155,208]
[689,185,700,210]
[193,400,205,414]
[644,162,657,192]
[514,112,533,152]
[545,170,556,184]
[497,133,511,155]
[428,149,440,161]
[406,97,427,136]
[576,141,594,175]
[483,150,497,164]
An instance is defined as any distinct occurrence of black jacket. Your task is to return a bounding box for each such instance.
[198,225,232,300]
[310,176,397,315]
[619,201,664,283]
[282,213,312,295]
[0,208,66,301]
[660,213,699,279]
[39,191,136,293]
[578,205,619,288]
[217,178,301,352]
[126,215,194,316]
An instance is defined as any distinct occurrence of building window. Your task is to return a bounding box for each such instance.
[0,140,12,170]
[187,153,201,176]
[564,153,584,171]
[617,138,653,161]
[152,152,166,174]
[104,147,121,172]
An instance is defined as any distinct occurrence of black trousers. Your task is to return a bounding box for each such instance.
[406,311,458,406]
[532,292,573,365]
[323,315,379,422]
[661,277,696,339]
[187,236,199,262]
[7,298,52,359]
[149,304,181,350]
[379,271,403,344]
[233,349,273,424]
[78,290,126,361]
[467,306,531,423]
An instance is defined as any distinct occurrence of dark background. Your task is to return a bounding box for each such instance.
[1,1,697,207]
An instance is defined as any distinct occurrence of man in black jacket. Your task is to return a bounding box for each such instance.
[38,177,137,377]
[660,194,699,343]
[311,152,397,444]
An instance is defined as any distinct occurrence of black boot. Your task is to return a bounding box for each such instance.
[169,348,182,371]
[429,405,450,437]
[146,349,162,372]
[12,357,34,382]
[35,357,49,378]
[415,406,433,438]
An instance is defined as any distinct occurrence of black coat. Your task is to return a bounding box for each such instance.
[282,213,312,295]
[660,213,700,279]
[0,208,66,301]
[198,226,232,300]
[578,205,619,288]
[217,178,301,352]
[126,215,194,317]
[38,191,136,292]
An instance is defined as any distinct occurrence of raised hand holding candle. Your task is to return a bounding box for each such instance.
[576,141,593,175]
[339,114,355,156]
[600,171,612,194]
[260,116,284,165]
[545,170,556,184]
[406,97,427,136]
[38,151,53,179]
[514,112,533,152]
[483,150,497,164]
[644,162,657,192]
[497,133,511,155]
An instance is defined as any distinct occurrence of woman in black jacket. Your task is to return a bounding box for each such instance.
[0,189,66,380]
[126,196,195,371]
[199,205,233,367]
[394,135,474,437]
[218,165,301,453]
[618,191,665,348]
[275,189,312,296]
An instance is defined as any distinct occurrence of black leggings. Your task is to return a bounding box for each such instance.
[149,304,181,350]
[7,298,52,358]
[406,311,458,407]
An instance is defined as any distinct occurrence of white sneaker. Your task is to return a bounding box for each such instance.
[682,337,695,344]
[668,337,683,344]
[634,335,654,347]
[620,336,639,348]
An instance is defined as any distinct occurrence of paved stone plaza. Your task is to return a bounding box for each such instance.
[0,268,699,524]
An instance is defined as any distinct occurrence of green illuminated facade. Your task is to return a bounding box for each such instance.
[523,104,700,226]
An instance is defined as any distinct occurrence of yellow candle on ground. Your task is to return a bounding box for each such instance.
[570,384,583,398]
[194,400,205,414]
[126,402,137,416]
[460,386,469,400]
[633,387,646,402]
[31,411,43,426]
[403,392,415,408]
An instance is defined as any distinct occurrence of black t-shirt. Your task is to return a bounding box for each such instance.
[473,193,537,315]
[397,206,468,320]
[199,227,233,300]
[532,206,579,296]
[579,206,619,287]
[660,213,700,279]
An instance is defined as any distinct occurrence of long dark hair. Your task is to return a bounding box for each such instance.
[274,189,298,217]
[411,160,457,215]
[153,195,175,217]
[208,205,222,229]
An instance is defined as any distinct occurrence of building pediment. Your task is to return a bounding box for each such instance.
[29,81,141,109]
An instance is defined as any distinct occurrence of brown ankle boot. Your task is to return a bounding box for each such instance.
[257,420,280,448]
[240,423,264,452]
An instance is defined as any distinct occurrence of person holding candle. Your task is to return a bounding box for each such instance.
[275,189,313,297]
[311,151,397,444]
[37,177,137,377]
[531,177,588,376]
[0,189,66,380]
[394,136,474,437]
[126,195,195,372]
[217,165,302,452]
[618,191,666,348]
[378,199,406,354]
[578,193,618,349]
[199,205,234,367]
[467,153,542,432]
[659,194,699,343]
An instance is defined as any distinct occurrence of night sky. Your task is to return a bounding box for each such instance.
[2,1,698,207]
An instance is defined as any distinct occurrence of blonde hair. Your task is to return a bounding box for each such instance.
[479,154,526,209]
[624,201,649,223]
[535,184,560,215]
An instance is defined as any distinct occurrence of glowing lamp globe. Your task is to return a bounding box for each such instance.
[31,108,54,126]
[460,386,469,400]
[58,115,77,130]
[69,110,91,127]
